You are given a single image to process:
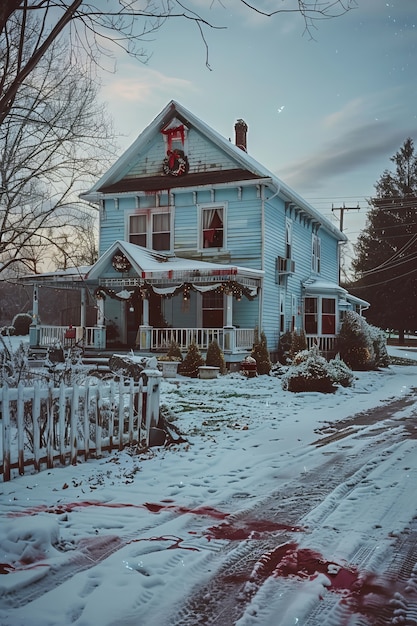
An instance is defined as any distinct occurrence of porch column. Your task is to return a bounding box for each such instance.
[80,287,86,343]
[29,284,40,348]
[139,293,152,351]
[80,287,86,328]
[223,292,236,354]
[94,294,106,349]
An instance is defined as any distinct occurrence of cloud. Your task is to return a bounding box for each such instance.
[101,67,193,104]
[280,120,417,190]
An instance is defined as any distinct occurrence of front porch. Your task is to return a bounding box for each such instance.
[29,324,256,357]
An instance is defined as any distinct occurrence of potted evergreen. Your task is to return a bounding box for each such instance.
[157,340,183,378]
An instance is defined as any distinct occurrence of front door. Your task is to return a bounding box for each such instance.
[202,291,224,328]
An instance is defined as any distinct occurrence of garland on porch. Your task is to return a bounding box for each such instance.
[94,281,256,302]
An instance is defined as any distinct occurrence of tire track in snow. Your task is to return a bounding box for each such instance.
[165,391,417,626]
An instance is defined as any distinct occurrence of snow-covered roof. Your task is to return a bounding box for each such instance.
[81,100,347,243]
[303,277,369,308]
[86,241,263,283]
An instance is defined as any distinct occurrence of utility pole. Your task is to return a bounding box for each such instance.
[332,203,360,283]
[331,203,360,233]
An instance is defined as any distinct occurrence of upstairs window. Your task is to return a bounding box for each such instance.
[129,211,171,251]
[201,206,224,249]
[312,234,321,273]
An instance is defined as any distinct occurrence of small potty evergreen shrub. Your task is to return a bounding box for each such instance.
[251,329,272,375]
[178,342,205,377]
[206,340,226,374]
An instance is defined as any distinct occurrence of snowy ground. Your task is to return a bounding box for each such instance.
[1,340,417,625]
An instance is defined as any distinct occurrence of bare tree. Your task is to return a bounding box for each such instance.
[0,14,116,278]
[0,1,356,126]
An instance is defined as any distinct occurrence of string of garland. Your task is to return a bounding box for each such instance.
[95,280,255,302]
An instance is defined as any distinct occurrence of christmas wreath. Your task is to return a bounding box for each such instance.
[111,252,131,272]
[163,149,189,177]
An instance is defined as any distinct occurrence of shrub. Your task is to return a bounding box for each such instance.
[277,331,293,364]
[368,324,390,368]
[206,340,226,373]
[166,340,183,362]
[12,313,33,336]
[338,311,388,370]
[277,330,307,365]
[1,326,15,336]
[251,329,271,375]
[327,355,354,388]
[283,346,353,393]
[178,342,205,377]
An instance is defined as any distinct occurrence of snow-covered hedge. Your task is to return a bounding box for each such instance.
[338,311,389,370]
[282,346,353,393]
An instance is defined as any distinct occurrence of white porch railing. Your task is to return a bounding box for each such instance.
[306,335,337,356]
[151,327,254,352]
[35,325,101,349]
[31,325,255,354]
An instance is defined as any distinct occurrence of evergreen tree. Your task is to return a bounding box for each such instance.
[350,138,417,343]
[178,342,204,378]
[251,329,272,375]
[205,340,226,374]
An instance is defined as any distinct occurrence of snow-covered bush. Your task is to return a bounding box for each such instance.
[368,324,390,368]
[1,326,15,336]
[337,311,388,370]
[327,355,354,388]
[282,346,353,393]
[12,313,33,336]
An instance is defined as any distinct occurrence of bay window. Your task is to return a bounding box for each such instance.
[304,296,336,335]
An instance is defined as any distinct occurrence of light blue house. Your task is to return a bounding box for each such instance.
[29,100,368,365]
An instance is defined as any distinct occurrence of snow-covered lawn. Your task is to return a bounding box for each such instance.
[1,339,417,625]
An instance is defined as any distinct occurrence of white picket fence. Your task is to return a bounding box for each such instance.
[0,370,161,482]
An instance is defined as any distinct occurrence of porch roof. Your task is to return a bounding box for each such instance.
[303,277,369,308]
[86,240,264,285]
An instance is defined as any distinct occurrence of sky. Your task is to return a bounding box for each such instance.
[97,0,417,271]
[1,338,417,624]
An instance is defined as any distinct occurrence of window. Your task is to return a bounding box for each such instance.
[322,298,336,335]
[304,296,336,335]
[201,206,224,249]
[285,218,293,259]
[202,291,224,328]
[129,211,171,251]
[152,213,170,250]
[129,214,146,247]
[304,297,318,334]
[312,234,321,273]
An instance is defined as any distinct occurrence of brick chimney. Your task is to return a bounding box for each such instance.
[234,119,248,152]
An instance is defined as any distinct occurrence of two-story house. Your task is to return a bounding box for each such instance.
[27,100,368,365]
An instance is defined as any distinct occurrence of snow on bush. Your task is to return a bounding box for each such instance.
[282,345,353,393]
[338,311,389,370]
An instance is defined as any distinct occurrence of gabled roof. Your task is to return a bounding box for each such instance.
[85,240,263,283]
[81,100,346,242]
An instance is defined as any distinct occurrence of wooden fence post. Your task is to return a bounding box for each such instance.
[17,383,25,475]
[143,369,162,447]
[2,385,11,482]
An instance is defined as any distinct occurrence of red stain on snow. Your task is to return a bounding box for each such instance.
[249,542,393,620]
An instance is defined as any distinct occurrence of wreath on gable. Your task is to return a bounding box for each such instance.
[112,252,131,272]
[163,149,189,177]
